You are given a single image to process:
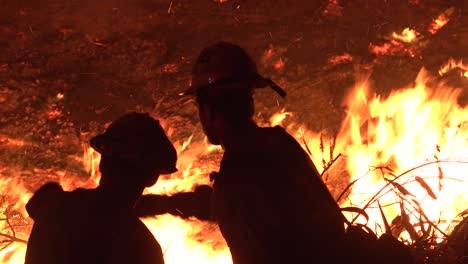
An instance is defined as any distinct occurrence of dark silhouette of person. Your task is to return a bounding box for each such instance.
[136,42,348,264]
[25,112,177,264]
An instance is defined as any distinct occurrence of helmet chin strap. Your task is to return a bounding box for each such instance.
[254,77,287,98]
[263,78,287,98]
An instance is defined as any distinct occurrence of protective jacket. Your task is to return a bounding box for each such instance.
[25,182,165,264]
[211,126,347,264]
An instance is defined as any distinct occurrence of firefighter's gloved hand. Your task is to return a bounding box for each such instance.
[26,182,64,219]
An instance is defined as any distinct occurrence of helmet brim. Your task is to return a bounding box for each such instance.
[180,75,286,98]
[89,114,179,175]
[158,166,178,175]
[90,134,107,154]
[91,133,178,175]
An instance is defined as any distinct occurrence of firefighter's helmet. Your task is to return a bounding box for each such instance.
[90,112,177,174]
[182,41,286,97]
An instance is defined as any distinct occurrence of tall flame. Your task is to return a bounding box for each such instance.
[337,68,468,241]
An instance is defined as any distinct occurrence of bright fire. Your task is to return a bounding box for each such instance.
[0,60,467,263]
[335,67,468,242]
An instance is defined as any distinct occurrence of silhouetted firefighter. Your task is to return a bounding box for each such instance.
[136,41,349,264]
[136,41,417,264]
[25,112,177,264]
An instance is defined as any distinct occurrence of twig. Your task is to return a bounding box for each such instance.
[378,201,391,235]
[0,241,12,251]
[301,133,313,157]
[0,232,27,244]
[362,160,468,211]
[396,192,449,239]
[320,153,342,177]
[336,177,359,203]
[5,215,16,238]
[368,175,464,207]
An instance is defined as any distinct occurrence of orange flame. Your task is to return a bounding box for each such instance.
[0,178,32,263]
[438,58,468,78]
[337,68,468,241]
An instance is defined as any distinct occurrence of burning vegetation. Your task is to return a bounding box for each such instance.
[0,0,467,263]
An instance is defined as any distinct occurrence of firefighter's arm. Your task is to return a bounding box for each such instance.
[135,184,213,221]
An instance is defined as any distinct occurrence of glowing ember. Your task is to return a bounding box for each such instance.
[270,109,292,127]
[274,58,284,70]
[322,0,344,17]
[260,45,287,71]
[428,8,454,35]
[0,135,29,147]
[369,40,415,58]
[47,109,62,119]
[328,53,353,65]
[429,17,449,34]
[392,27,418,43]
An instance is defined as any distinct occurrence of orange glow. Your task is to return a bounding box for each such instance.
[336,68,468,242]
[270,109,291,127]
[369,40,415,58]
[0,178,33,263]
[274,58,284,70]
[322,0,344,17]
[47,109,62,119]
[429,17,449,34]
[0,135,28,147]
[328,53,353,65]
[260,45,287,71]
[392,28,418,43]
[144,216,231,264]
[0,243,27,264]
[142,136,230,262]
[438,58,468,78]
[428,8,453,34]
